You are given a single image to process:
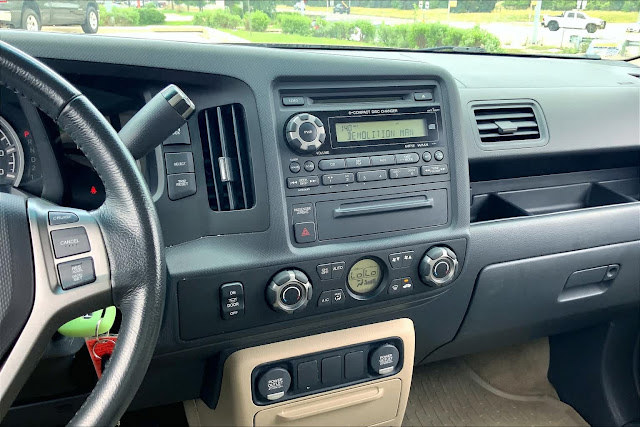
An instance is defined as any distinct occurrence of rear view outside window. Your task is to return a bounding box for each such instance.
[0,1,639,60]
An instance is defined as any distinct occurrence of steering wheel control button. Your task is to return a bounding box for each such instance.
[220,282,244,319]
[420,246,459,287]
[434,150,445,161]
[422,151,432,162]
[297,360,320,390]
[318,159,346,171]
[318,290,332,307]
[321,356,343,386]
[344,351,365,380]
[48,211,79,226]
[294,221,316,243]
[282,96,305,106]
[57,257,96,290]
[165,152,194,174]
[285,113,325,153]
[50,227,91,259]
[289,161,301,173]
[257,367,291,401]
[163,124,190,145]
[370,344,400,375]
[317,264,332,281]
[167,173,197,200]
[267,269,313,314]
[330,262,346,279]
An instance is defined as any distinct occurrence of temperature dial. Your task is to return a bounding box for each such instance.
[419,246,459,287]
[285,113,326,153]
[267,269,313,314]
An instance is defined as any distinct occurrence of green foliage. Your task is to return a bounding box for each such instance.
[138,7,165,25]
[279,14,312,35]
[193,10,242,29]
[244,10,270,32]
[452,0,497,12]
[502,0,531,10]
[585,1,640,11]
[377,24,412,48]
[248,1,277,17]
[542,0,576,10]
[315,21,355,39]
[354,19,376,40]
[99,6,140,26]
[179,1,206,12]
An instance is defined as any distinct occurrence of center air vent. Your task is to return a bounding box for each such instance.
[200,104,255,211]
[473,105,541,144]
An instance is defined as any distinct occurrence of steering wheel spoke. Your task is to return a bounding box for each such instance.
[0,197,112,418]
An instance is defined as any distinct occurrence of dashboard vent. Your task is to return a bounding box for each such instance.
[473,105,541,144]
[200,104,255,211]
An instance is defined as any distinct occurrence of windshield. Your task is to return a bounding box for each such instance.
[1,1,639,60]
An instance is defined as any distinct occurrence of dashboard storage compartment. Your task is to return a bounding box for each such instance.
[498,183,630,216]
[315,189,448,241]
[598,178,640,202]
[470,194,529,222]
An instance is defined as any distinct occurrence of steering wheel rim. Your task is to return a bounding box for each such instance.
[0,40,166,426]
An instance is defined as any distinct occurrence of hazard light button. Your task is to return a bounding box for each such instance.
[294,222,317,243]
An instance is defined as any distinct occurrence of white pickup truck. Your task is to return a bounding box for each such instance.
[542,10,606,33]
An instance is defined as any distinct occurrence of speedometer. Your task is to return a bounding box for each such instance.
[0,116,24,187]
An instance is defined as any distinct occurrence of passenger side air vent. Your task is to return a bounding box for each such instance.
[470,101,548,150]
[199,104,255,211]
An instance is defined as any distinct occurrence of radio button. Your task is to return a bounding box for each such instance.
[345,157,371,168]
[421,165,449,176]
[422,151,432,162]
[434,150,445,161]
[319,159,346,171]
[322,173,355,185]
[370,155,395,167]
[395,153,420,164]
[389,167,419,179]
[287,176,320,188]
[299,122,318,142]
[282,96,305,106]
[304,160,315,172]
[356,170,387,182]
[414,92,433,101]
[289,162,301,173]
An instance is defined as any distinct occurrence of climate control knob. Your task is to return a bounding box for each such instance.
[285,113,326,153]
[419,246,459,287]
[267,269,313,314]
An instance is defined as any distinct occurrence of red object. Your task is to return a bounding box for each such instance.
[85,336,117,378]
[90,186,98,195]
[301,227,310,237]
[23,130,30,137]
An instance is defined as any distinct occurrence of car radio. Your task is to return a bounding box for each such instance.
[276,85,452,246]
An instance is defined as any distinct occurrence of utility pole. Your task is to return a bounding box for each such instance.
[532,0,542,45]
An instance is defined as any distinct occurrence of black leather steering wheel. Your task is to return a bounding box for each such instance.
[0,41,166,426]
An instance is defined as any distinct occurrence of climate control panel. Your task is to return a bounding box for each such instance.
[177,238,466,340]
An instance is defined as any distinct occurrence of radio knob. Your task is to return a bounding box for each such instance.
[419,246,459,287]
[285,113,326,153]
[267,269,313,314]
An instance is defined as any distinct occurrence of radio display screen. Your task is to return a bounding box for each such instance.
[334,118,427,143]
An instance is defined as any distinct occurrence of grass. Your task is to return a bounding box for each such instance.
[221,29,375,46]
[276,5,639,24]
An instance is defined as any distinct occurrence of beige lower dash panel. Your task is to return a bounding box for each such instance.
[255,379,402,427]
[185,318,415,427]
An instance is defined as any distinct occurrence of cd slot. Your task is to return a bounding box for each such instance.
[310,94,408,105]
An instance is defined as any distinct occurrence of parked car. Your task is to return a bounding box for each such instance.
[334,2,351,14]
[0,0,99,33]
[627,22,640,33]
[542,10,606,33]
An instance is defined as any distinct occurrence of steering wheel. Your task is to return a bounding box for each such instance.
[0,41,165,426]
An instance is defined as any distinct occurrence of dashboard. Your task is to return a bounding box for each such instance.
[1,30,639,418]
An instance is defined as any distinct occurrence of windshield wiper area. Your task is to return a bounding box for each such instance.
[419,46,487,53]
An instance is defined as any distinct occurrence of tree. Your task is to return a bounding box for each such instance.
[452,0,497,13]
